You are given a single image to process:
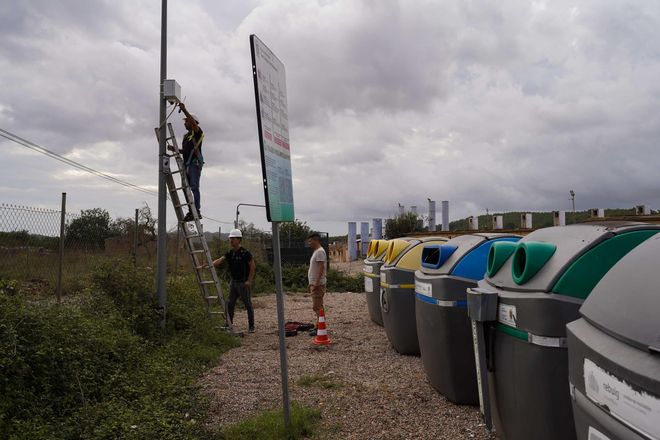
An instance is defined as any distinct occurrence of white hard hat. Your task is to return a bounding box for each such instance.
[229,229,243,238]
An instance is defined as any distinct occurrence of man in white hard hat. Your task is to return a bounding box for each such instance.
[169,102,204,222]
[212,229,256,332]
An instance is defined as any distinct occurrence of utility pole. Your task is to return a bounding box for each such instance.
[156,0,168,328]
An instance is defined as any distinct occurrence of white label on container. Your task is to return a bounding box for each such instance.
[364,277,373,292]
[588,426,611,440]
[364,265,373,274]
[498,303,518,328]
[584,358,660,439]
[415,281,432,297]
[380,272,386,283]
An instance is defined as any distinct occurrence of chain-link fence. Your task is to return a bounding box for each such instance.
[0,197,231,298]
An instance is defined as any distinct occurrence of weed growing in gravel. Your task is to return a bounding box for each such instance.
[297,373,345,389]
[220,402,321,440]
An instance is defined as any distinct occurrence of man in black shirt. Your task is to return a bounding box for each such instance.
[212,229,256,332]
[171,102,204,222]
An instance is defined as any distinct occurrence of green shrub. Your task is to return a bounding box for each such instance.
[220,402,321,440]
[0,261,239,439]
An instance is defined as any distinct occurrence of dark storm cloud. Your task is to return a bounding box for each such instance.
[2,0,660,234]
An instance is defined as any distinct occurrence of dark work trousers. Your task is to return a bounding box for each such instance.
[228,280,254,329]
[186,163,202,212]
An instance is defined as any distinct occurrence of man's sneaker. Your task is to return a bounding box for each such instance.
[249,327,255,333]
[183,212,194,222]
[197,211,202,219]
[308,328,317,337]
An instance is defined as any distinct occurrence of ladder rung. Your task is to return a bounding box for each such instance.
[194,265,209,270]
[185,234,201,239]
[175,202,191,209]
[209,311,225,315]
[200,280,216,285]
[204,296,219,300]
[190,249,206,254]
[170,186,185,192]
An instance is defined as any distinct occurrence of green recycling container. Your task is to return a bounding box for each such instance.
[469,222,659,440]
[567,233,660,440]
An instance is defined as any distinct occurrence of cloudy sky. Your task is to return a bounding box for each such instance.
[1,0,660,235]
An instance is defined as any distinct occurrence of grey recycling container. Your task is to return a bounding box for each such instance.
[415,234,520,405]
[567,233,660,440]
[381,236,447,355]
[363,239,389,326]
[468,222,660,440]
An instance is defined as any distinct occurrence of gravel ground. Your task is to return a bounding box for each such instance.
[201,291,497,440]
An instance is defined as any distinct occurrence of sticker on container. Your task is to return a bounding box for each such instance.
[415,281,432,297]
[498,303,517,328]
[364,277,373,292]
[364,265,373,274]
[380,272,386,283]
[584,358,660,439]
[588,426,611,440]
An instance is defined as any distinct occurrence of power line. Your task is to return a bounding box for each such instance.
[0,127,158,196]
[0,127,234,225]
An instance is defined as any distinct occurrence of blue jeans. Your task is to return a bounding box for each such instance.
[186,163,202,212]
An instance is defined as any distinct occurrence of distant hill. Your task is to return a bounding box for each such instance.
[447,208,653,230]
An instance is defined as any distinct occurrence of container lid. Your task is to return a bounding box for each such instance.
[580,234,660,352]
[485,223,652,292]
[452,236,521,280]
[395,237,448,271]
[420,235,485,274]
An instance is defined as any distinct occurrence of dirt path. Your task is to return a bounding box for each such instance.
[201,291,496,440]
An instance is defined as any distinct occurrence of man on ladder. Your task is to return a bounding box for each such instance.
[170,102,204,221]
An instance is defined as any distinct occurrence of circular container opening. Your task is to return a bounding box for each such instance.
[487,245,496,275]
[512,245,527,281]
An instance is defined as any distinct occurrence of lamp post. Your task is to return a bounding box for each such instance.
[569,190,576,224]
[234,203,266,228]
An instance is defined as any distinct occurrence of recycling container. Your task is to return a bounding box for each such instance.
[468,222,659,440]
[415,234,520,404]
[567,233,660,440]
[381,236,447,355]
[363,239,389,325]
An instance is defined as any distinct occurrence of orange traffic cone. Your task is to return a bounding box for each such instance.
[313,308,331,346]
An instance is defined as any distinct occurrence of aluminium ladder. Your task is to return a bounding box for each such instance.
[155,122,232,330]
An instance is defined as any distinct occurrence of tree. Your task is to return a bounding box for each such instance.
[65,208,113,249]
[385,212,420,238]
[278,219,312,241]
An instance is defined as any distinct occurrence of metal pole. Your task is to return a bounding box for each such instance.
[56,192,66,303]
[271,221,291,430]
[157,0,168,328]
[133,208,139,267]
[174,224,181,278]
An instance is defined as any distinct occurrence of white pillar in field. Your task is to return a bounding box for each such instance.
[441,201,449,231]
[590,208,605,218]
[468,216,479,230]
[521,213,533,229]
[553,211,566,226]
[493,215,504,230]
[372,218,383,239]
[348,222,357,261]
[360,222,369,256]
[636,205,650,216]
[411,205,417,215]
[398,204,405,216]
[428,200,436,232]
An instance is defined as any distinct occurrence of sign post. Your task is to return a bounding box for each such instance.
[250,34,295,430]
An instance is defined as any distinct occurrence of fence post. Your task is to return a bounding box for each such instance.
[133,208,139,267]
[57,192,66,303]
